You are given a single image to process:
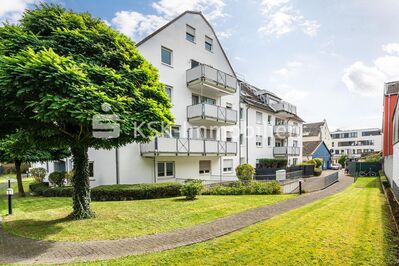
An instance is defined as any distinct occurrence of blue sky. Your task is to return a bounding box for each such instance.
[3,0,399,131]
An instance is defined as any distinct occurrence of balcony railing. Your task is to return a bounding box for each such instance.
[187,103,237,125]
[186,64,237,95]
[272,101,297,115]
[273,125,300,138]
[141,137,237,157]
[273,146,301,157]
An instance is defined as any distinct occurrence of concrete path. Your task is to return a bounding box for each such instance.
[0,173,353,265]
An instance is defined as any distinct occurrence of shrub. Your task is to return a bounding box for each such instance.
[91,182,183,201]
[180,180,203,200]
[48,171,66,187]
[203,181,281,195]
[29,181,73,197]
[30,167,47,182]
[257,158,288,168]
[314,167,322,176]
[65,171,74,185]
[236,164,255,181]
[313,158,323,168]
[338,155,347,168]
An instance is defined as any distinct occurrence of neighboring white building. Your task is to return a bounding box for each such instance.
[240,83,303,167]
[331,128,382,161]
[303,120,333,150]
[35,11,304,186]
[392,97,399,197]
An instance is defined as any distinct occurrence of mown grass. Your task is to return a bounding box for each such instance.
[0,182,295,241]
[70,177,398,265]
[0,173,16,183]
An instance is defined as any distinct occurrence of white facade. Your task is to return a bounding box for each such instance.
[37,11,304,186]
[303,120,333,150]
[331,128,382,160]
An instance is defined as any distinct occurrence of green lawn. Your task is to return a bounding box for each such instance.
[70,178,398,265]
[0,174,16,183]
[0,182,295,241]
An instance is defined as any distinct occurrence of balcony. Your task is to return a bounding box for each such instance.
[186,64,237,96]
[273,125,300,138]
[141,137,237,157]
[272,101,297,118]
[187,103,237,126]
[273,146,301,157]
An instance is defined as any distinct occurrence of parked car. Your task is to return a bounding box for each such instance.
[330,164,342,170]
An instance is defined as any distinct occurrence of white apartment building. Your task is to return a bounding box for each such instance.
[331,128,382,161]
[34,11,304,186]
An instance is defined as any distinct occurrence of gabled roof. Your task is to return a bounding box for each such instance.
[303,121,325,137]
[385,81,399,95]
[303,141,331,157]
[136,10,236,77]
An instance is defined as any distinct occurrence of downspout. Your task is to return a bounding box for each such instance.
[153,157,157,183]
[246,106,249,164]
[238,81,242,163]
[115,148,120,184]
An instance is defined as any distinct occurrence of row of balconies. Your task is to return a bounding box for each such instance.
[140,137,300,157]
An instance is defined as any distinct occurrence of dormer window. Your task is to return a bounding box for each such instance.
[205,36,213,51]
[186,25,195,43]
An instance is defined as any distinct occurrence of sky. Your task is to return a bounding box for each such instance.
[2,0,399,131]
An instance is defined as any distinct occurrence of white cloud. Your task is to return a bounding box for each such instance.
[273,60,303,76]
[111,11,167,41]
[342,44,399,97]
[152,0,226,21]
[382,43,399,55]
[0,0,36,24]
[110,0,227,41]
[217,29,233,40]
[281,89,308,103]
[258,0,320,38]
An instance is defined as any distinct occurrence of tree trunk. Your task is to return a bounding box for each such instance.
[70,144,95,219]
[15,160,25,197]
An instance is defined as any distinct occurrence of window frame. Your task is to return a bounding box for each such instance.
[256,111,263,124]
[223,159,233,173]
[157,161,175,178]
[164,85,173,101]
[205,35,213,52]
[256,135,263,147]
[186,24,196,43]
[161,46,173,66]
[199,160,211,175]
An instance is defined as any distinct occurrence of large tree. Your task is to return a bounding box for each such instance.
[0,131,70,197]
[0,4,173,219]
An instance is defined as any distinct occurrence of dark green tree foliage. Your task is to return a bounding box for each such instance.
[0,131,70,196]
[0,4,173,218]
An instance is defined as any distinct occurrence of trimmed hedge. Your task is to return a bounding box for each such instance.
[203,181,281,195]
[30,182,183,201]
[91,182,183,201]
[257,158,288,168]
[314,167,322,176]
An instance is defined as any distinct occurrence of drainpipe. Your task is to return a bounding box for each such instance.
[153,157,157,183]
[246,106,249,164]
[115,148,120,184]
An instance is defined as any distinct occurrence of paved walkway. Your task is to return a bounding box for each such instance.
[0,173,353,265]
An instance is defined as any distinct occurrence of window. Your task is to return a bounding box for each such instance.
[275,118,284,125]
[267,115,272,125]
[186,25,195,42]
[192,94,216,105]
[256,135,262,147]
[332,142,334,147]
[191,59,200,69]
[223,159,233,173]
[362,130,381,136]
[161,46,172,65]
[165,85,172,100]
[240,134,244,145]
[268,137,271,146]
[256,111,263,124]
[200,128,217,140]
[293,140,298,147]
[226,131,233,142]
[293,158,298,166]
[239,108,243,120]
[199,160,211,175]
[88,161,94,178]
[205,36,213,51]
[171,126,180,138]
[157,162,174,178]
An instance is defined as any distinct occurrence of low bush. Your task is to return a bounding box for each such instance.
[65,171,74,185]
[91,182,183,201]
[236,164,255,181]
[180,180,203,200]
[29,181,73,197]
[314,167,322,176]
[30,168,47,182]
[48,171,66,187]
[257,158,288,168]
[313,158,323,168]
[203,181,281,195]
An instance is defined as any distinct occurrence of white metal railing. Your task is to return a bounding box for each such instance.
[273,146,301,156]
[273,125,300,137]
[187,103,237,124]
[272,101,297,115]
[186,64,237,93]
[141,137,237,156]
